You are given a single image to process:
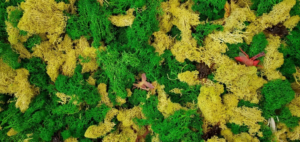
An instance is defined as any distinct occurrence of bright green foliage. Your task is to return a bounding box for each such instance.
[151,110,203,142]
[8,9,23,28]
[156,50,199,105]
[285,23,300,67]
[22,57,50,91]
[225,42,248,59]
[279,57,296,83]
[128,89,148,106]
[97,48,136,99]
[226,123,249,134]
[261,79,295,119]
[24,35,42,51]
[55,0,70,4]
[19,30,27,36]
[249,32,268,62]
[78,55,91,63]
[258,122,274,142]
[192,0,226,20]
[192,23,223,47]
[278,107,300,128]
[0,0,25,42]
[93,69,109,85]
[251,0,283,16]
[0,41,20,69]
[55,65,101,105]
[0,90,110,141]
[66,0,115,47]
[167,25,181,41]
[225,33,267,61]
[238,100,259,108]
[137,96,164,126]
[290,0,300,16]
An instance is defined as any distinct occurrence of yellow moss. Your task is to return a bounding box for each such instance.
[11,42,31,59]
[208,31,246,44]
[223,6,256,32]
[103,126,137,142]
[97,83,113,107]
[245,0,296,44]
[86,76,96,86]
[158,1,174,33]
[32,41,66,82]
[178,71,201,86]
[126,88,132,97]
[5,6,32,45]
[207,136,226,142]
[159,0,201,63]
[262,36,285,80]
[286,122,300,140]
[56,34,73,52]
[7,128,18,136]
[109,9,135,27]
[0,59,17,94]
[116,96,126,106]
[62,49,76,77]
[105,108,119,122]
[156,83,186,117]
[151,31,174,55]
[75,37,101,73]
[55,92,79,105]
[221,128,234,141]
[274,122,289,142]
[64,137,78,142]
[288,94,300,117]
[228,106,264,136]
[284,15,300,29]
[291,82,300,94]
[222,93,239,108]
[13,69,40,112]
[233,132,260,142]
[169,88,183,96]
[117,106,144,127]
[18,0,69,44]
[198,83,227,125]
[294,67,300,85]
[103,107,147,142]
[84,121,116,139]
[214,64,266,103]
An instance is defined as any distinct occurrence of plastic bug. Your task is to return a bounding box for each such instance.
[133,73,154,91]
[234,47,265,68]
[196,62,215,83]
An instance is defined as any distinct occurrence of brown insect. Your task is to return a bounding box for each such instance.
[202,122,222,140]
[196,62,215,83]
[264,23,289,38]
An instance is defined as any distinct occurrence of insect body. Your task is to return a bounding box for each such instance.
[234,47,265,68]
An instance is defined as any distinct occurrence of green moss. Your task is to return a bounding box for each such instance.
[192,0,226,20]
[251,0,283,16]
[0,41,20,69]
[278,107,300,128]
[226,123,249,134]
[192,23,223,47]
[24,35,42,51]
[238,100,259,108]
[261,79,295,119]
